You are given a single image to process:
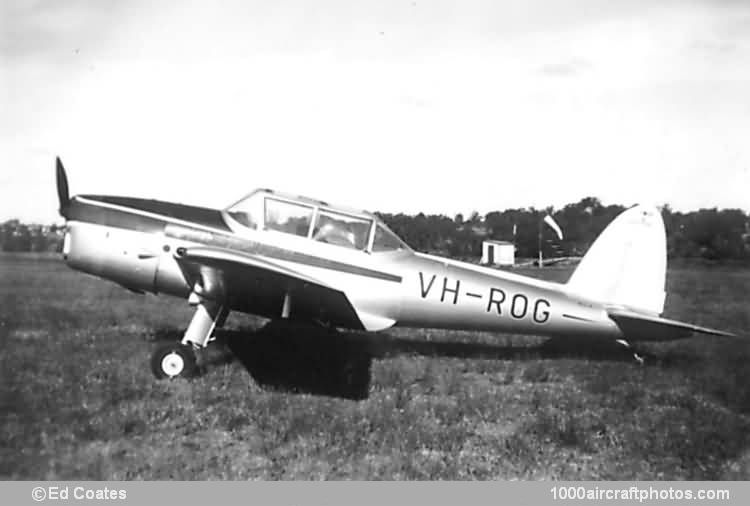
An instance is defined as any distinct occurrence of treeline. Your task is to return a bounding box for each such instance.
[377,197,750,262]
[2,197,749,261]
[0,221,65,252]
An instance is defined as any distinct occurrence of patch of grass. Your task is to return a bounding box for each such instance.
[522,362,550,383]
[630,393,749,479]
[697,345,750,414]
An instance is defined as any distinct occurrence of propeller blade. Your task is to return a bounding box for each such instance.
[56,156,70,217]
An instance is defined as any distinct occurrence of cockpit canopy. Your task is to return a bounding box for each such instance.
[224,189,410,253]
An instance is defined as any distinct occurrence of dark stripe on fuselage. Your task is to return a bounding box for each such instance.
[562,313,596,323]
[67,197,167,233]
[78,195,231,231]
[69,196,403,283]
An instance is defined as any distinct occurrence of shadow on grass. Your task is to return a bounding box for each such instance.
[370,333,647,363]
[148,324,658,400]
[220,322,373,400]
[151,323,750,426]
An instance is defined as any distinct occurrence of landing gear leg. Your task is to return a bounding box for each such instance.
[181,301,224,348]
[615,339,645,365]
[150,301,226,379]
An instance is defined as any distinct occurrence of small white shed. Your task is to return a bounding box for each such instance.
[481,240,515,266]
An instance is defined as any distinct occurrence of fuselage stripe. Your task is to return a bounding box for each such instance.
[562,313,596,323]
[75,196,235,236]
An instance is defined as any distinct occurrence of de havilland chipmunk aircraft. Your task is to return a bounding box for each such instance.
[55,158,734,379]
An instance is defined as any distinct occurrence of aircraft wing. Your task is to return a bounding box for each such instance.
[173,246,368,330]
[607,308,737,341]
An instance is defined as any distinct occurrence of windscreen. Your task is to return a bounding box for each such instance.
[226,192,264,229]
[372,224,409,252]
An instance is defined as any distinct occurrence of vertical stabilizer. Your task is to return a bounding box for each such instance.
[566,205,666,315]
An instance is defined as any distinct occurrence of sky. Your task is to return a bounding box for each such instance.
[2,0,749,223]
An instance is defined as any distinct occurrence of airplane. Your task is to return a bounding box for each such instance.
[54,157,735,379]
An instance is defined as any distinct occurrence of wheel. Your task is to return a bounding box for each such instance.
[150,343,197,379]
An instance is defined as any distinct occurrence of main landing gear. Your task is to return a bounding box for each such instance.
[150,299,228,379]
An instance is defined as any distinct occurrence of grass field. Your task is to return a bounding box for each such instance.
[1,253,749,480]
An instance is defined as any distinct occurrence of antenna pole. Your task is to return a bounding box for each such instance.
[538,217,543,268]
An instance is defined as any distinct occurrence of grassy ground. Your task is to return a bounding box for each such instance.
[1,253,749,480]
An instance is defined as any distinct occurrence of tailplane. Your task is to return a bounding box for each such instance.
[566,205,666,315]
[607,308,735,341]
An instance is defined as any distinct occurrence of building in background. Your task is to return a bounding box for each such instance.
[481,240,515,266]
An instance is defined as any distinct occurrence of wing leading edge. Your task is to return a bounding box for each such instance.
[173,246,393,331]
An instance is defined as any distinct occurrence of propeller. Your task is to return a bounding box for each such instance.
[56,156,70,218]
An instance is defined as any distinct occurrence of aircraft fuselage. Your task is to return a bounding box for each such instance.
[62,194,622,341]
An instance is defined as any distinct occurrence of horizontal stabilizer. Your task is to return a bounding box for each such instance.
[608,308,736,342]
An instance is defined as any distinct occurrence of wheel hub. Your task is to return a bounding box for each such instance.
[161,351,185,377]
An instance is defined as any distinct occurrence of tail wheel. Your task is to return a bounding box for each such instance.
[151,343,197,379]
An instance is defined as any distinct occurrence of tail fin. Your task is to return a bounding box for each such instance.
[566,205,666,315]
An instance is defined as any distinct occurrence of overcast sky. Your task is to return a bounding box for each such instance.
[2,0,749,223]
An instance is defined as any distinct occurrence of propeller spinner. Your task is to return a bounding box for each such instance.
[56,157,70,218]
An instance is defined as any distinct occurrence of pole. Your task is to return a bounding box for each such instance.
[538,217,543,268]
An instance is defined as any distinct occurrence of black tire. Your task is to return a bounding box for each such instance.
[150,343,197,379]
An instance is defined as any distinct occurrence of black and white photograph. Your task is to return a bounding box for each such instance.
[2,0,749,484]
